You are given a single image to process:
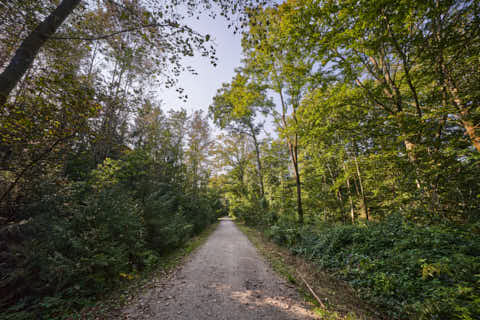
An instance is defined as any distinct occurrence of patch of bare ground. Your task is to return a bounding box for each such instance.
[236,222,384,320]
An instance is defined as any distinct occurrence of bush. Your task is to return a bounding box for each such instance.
[144,190,193,252]
[264,215,480,319]
[1,182,149,318]
[231,198,276,227]
[1,154,225,319]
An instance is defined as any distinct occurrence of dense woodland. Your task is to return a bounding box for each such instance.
[1,0,479,319]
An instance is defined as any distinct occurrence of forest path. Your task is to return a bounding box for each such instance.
[121,219,318,319]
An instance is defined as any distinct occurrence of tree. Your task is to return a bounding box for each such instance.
[210,71,272,198]
[0,0,272,107]
[241,3,322,223]
[254,0,480,220]
[186,110,212,194]
[0,26,98,206]
[211,132,253,198]
[0,0,82,106]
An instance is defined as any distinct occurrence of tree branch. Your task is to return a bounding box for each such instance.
[48,22,179,41]
[0,135,75,203]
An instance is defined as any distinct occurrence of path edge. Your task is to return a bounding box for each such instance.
[235,221,381,320]
[75,221,220,319]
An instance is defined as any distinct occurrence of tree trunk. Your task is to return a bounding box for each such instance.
[446,84,480,153]
[461,116,480,153]
[353,152,368,221]
[404,139,422,189]
[248,122,265,198]
[326,162,344,222]
[343,162,355,224]
[285,138,303,224]
[292,145,304,224]
[278,88,303,223]
[0,0,81,106]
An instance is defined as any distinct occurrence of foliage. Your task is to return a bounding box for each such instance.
[260,216,480,319]
[1,182,143,318]
[1,110,224,318]
[2,0,480,318]
[209,3,480,318]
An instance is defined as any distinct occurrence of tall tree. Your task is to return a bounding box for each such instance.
[186,110,212,194]
[0,0,272,106]
[283,0,480,153]
[210,72,272,198]
[242,3,322,223]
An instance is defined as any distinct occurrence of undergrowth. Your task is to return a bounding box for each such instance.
[72,221,219,320]
[258,214,480,319]
[237,222,368,320]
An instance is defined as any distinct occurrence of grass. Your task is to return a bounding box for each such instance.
[70,221,220,319]
[236,221,381,320]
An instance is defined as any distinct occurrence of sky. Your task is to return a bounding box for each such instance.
[159,13,243,114]
[157,11,278,139]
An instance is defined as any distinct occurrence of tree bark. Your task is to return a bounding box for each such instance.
[292,142,304,223]
[0,0,81,106]
[278,88,303,223]
[461,115,480,153]
[247,122,265,198]
[343,162,355,224]
[353,151,368,221]
[449,87,480,153]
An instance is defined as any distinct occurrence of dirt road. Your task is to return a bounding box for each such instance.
[121,219,318,319]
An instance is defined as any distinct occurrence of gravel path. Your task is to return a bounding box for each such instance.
[121,219,318,319]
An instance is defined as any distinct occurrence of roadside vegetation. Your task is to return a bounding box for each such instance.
[75,221,219,320]
[0,0,243,318]
[237,222,379,320]
[1,1,479,319]
[209,1,480,319]
[247,214,479,319]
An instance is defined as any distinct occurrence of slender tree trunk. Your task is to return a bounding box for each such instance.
[0,0,81,106]
[248,122,265,198]
[343,162,355,224]
[353,152,368,221]
[337,189,346,223]
[325,162,343,222]
[87,41,99,81]
[278,88,303,223]
[292,143,304,223]
[286,138,304,223]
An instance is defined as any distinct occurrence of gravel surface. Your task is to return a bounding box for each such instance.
[121,219,318,319]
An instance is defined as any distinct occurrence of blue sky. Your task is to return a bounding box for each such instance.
[159,10,277,139]
[160,13,242,114]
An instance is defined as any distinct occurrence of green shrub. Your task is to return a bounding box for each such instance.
[233,199,278,227]
[144,190,193,252]
[265,215,480,319]
[2,153,225,319]
[1,182,150,318]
